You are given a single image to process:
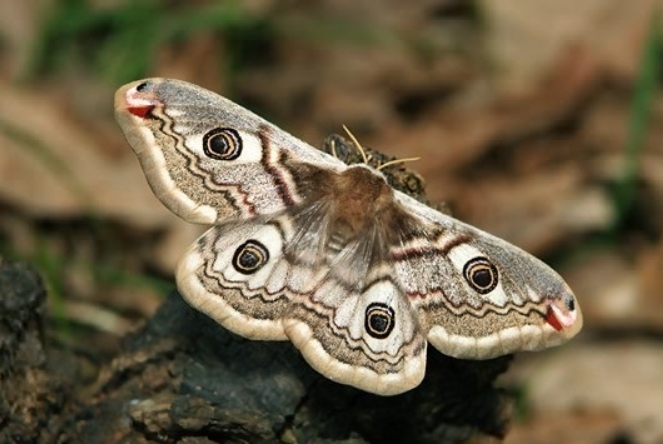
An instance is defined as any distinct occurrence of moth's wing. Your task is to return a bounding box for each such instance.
[391,192,582,360]
[177,210,427,396]
[115,78,345,224]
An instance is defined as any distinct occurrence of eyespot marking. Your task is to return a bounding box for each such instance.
[232,240,269,274]
[204,128,242,161]
[463,257,498,294]
[364,302,395,339]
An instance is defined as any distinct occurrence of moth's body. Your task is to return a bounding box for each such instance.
[116,78,583,396]
[321,165,394,237]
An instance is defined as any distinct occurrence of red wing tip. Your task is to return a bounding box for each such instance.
[127,105,155,118]
[546,294,580,333]
[546,305,564,331]
[120,81,160,118]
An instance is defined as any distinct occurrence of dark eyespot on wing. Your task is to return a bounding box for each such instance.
[204,128,242,161]
[232,240,270,274]
[463,257,498,294]
[365,302,396,339]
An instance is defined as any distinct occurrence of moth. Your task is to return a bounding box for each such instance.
[115,78,582,396]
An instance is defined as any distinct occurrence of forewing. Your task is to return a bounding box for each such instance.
[391,192,582,359]
[115,78,345,224]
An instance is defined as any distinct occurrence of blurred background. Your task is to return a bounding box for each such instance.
[0,1,661,443]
